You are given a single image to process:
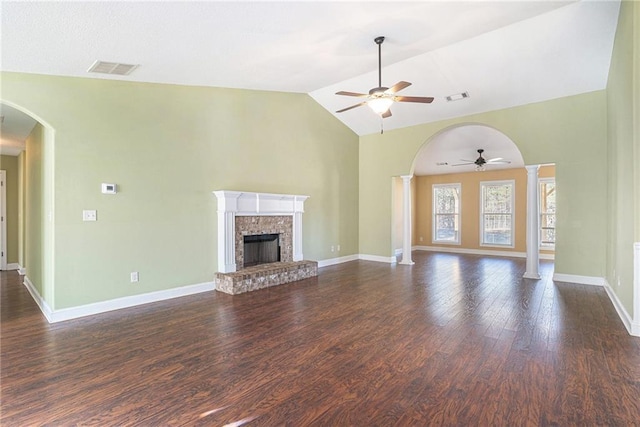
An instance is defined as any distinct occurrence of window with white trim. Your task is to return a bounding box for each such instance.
[539,178,556,247]
[432,183,461,244]
[480,180,514,247]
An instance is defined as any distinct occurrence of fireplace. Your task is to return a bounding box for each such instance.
[243,233,280,267]
[213,190,317,294]
[213,191,308,273]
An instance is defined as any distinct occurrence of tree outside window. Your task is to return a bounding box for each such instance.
[481,181,514,247]
[540,178,556,247]
[432,184,461,244]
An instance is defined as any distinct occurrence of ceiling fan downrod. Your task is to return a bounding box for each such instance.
[375,36,384,89]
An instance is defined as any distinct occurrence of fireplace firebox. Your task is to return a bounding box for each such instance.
[243,234,281,268]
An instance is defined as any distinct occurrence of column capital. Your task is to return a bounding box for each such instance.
[400,175,413,181]
[525,164,540,173]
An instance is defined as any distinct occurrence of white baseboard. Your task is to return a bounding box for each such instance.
[394,248,403,256]
[359,254,398,264]
[552,273,605,286]
[413,245,555,260]
[6,263,21,271]
[552,273,638,337]
[23,277,215,323]
[603,279,638,336]
[318,254,359,268]
[23,276,54,322]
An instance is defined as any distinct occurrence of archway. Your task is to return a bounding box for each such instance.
[0,100,56,314]
[398,123,545,278]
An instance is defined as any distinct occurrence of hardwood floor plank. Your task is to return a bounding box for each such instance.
[2,252,639,425]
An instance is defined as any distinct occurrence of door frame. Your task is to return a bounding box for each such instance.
[1,170,7,270]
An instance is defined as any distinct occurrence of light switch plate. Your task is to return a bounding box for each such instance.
[83,210,97,221]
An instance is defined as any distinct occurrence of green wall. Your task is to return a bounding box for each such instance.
[1,72,359,309]
[606,0,639,319]
[359,91,608,278]
[24,123,46,299]
[1,155,19,264]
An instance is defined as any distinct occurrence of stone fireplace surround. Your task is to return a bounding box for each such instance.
[213,191,317,294]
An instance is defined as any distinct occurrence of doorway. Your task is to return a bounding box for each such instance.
[1,170,6,270]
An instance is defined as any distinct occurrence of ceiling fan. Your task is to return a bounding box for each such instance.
[452,149,511,171]
[335,36,434,121]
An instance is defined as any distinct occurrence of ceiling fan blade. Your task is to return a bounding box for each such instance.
[394,95,435,104]
[460,159,476,163]
[381,109,392,119]
[487,157,504,162]
[336,91,368,97]
[336,102,367,113]
[487,160,511,164]
[385,81,411,95]
[451,162,474,166]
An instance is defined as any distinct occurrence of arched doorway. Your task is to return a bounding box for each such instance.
[0,100,56,312]
[397,123,548,278]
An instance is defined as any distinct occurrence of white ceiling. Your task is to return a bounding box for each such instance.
[413,125,524,175]
[0,1,621,162]
[0,104,37,156]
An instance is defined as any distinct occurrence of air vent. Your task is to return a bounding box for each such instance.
[87,60,138,76]
[0,116,4,123]
[445,92,470,102]
[436,162,448,166]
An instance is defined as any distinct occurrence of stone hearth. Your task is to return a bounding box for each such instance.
[214,260,318,295]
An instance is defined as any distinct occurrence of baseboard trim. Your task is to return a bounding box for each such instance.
[552,273,605,286]
[359,254,398,264]
[413,245,554,260]
[603,280,638,336]
[6,263,21,271]
[23,278,215,323]
[23,276,54,322]
[318,254,359,268]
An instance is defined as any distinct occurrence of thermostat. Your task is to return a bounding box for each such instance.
[101,183,117,194]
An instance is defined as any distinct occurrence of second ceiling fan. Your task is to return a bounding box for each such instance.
[335,36,434,119]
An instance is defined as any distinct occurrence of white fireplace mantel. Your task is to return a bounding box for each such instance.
[213,191,309,273]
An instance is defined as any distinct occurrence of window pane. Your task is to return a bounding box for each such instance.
[435,187,458,214]
[540,179,556,245]
[483,214,512,245]
[433,184,461,244]
[540,182,556,214]
[481,181,513,247]
[483,185,512,213]
[435,214,458,241]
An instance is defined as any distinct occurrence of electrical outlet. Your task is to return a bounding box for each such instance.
[331,246,335,252]
[337,244,341,251]
[420,236,424,242]
[82,210,97,221]
[130,272,139,283]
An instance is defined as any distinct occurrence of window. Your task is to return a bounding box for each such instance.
[432,184,461,244]
[539,178,556,247]
[480,181,514,247]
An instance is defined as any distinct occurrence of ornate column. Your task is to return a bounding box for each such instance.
[400,175,414,265]
[524,165,541,279]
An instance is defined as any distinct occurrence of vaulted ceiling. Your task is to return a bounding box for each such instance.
[0,1,621,162]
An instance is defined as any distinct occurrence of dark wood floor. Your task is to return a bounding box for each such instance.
[2,252,639,426]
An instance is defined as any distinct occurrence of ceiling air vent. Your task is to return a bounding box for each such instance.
[445,92,470,102]
[87,60,138,76]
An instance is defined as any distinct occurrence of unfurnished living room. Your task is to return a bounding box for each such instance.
[1,1,639,425]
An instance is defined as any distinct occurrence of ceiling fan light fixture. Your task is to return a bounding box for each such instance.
[368,97,394,115]
[476,164,486,172]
